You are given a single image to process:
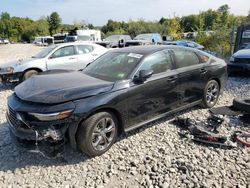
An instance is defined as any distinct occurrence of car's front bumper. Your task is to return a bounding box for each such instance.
[6,94,81,157]
[0,72,23,84]
[227,63,250,74]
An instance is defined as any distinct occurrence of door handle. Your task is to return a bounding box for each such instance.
[200,68,207,74]
[69,57,76,60]
[167,76,177,82]
[92,53,98,56]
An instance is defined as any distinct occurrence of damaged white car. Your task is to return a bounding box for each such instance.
[0,42,107,85]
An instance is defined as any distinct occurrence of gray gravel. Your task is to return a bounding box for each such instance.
[0,45,249,187]
[0,77,249,188]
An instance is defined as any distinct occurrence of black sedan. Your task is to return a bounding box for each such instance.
[7,46,227,157]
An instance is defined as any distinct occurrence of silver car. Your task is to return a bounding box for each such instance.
[0,42,107,84]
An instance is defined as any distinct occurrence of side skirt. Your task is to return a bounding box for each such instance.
[124,100,202,133]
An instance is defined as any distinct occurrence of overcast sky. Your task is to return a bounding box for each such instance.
[1,0,249,25]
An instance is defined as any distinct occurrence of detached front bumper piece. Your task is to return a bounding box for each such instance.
[6,105,75,158]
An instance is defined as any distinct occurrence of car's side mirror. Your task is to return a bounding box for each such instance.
[134,69,153,83]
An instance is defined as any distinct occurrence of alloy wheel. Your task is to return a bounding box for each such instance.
[91,117,116,151]
[206,83,219,105]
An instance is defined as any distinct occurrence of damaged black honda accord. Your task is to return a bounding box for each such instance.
[7,45,227,157]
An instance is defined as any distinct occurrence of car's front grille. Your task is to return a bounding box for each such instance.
[234,58,250,64]
[7,106,20,128]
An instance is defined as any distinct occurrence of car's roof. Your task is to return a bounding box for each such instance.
[110,45,191,55]
[54,41,97,48]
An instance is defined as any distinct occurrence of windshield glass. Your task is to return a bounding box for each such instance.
[33,45,57,58]
[104,35,121,42]
[134,34,151,41]
[84,52,143,81]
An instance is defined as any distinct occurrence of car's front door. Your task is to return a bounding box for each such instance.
[46,45,78,70]
[126,50,179,129]
[173,49,207,105]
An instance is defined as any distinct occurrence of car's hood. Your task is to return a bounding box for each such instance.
[233,49,250,58]
[0,58,41,68]
[15,72,114,104]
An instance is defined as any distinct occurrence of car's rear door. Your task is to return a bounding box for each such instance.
[173,48,207,105]
[125,50,179,129]
[75,44,97,70]
[46,45,78,70]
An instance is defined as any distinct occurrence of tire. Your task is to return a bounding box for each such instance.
[76,111,118,157]
[233,98,250,113]
[23,70,39,81]
[201,80,220,108]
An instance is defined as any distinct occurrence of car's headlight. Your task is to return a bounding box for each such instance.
[229,56,235,62]
[0,67,14,73]
[28,109,73,121]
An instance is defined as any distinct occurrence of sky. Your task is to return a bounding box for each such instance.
[1,0,249,26]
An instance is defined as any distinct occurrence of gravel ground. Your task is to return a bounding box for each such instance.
[0,44,44,65]
[0,44,249,187]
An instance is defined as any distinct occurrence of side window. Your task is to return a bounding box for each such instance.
[197,52,210,63]
[174,50,200,68]
[138,51,172,75]
[77,45,94,54]
[51,46,75,58]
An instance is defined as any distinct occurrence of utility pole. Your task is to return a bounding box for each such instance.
[230,18,236,55]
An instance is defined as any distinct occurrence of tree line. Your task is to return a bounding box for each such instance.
[0,4,250,57]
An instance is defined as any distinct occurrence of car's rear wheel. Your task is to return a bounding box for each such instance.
[76,111,118,157]
[202,80,220,108]
[23,70,39,81]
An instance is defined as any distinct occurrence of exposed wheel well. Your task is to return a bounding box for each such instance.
[23,68,43,75]
[209,78,221,90]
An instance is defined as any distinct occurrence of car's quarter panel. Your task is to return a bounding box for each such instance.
[204,59,228,93]
[125,70,179,128]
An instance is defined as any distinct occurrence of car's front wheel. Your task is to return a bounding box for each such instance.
[23,70,39,81]
[76,111,118,157]
[202,80,220,108]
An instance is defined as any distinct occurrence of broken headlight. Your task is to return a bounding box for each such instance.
[0,66,14,73]
[28,109,73,121]
[229,56,235,62]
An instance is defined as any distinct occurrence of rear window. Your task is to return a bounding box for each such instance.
[174,50,200,68]
[197,52,210,63]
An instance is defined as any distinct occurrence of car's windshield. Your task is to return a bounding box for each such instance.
[84,52,143,81]
[32,45,57,58]
[134,34,151,41]
[104,35,121,42]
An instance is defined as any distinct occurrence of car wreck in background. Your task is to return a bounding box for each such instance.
[125,33,162,47]
[96,35,132,48]
[228,46,250,74]
[0,42,107,84]
[163,40,205,50]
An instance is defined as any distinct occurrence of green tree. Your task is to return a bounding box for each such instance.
[47,12,61,35]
